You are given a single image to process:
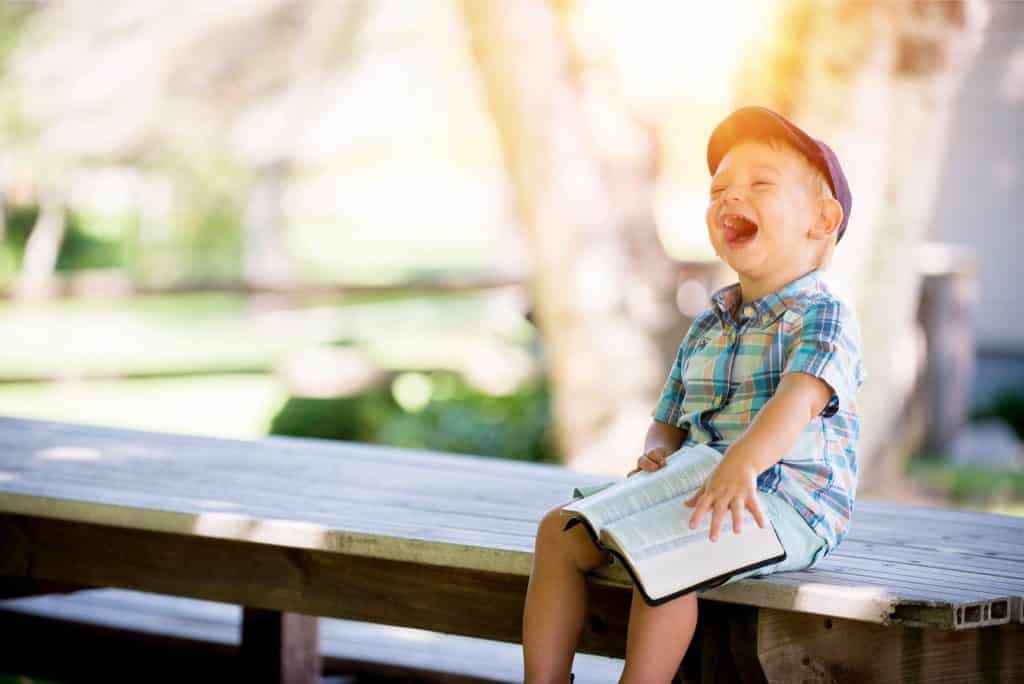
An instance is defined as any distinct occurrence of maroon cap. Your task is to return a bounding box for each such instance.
[707,106,852,244]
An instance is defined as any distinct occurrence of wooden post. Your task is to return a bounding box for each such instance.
[240,607,321,684]
[698,601,768,684]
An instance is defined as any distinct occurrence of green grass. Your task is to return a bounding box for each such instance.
[905,457,1024,514]
[0,290,527,380]
[0,374,286,439]
[0,290,539,443]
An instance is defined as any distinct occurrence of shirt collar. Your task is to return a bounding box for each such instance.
[710,269,825,328]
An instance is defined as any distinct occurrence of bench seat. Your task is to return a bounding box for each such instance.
[1,416,1022,683]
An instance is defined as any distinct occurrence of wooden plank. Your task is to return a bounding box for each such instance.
[839,527,1024,562]
[835,538,1024,576]
[847,520,1024,559]
[0,512,634,658]
[240,607,321,684]
[815,556,1023,597]
[1,461,550,536]
[0,490,542,576]
[0,437,577,515]
[16,460,555,525]
[0,587,628,684]
[0,439,572,523]
[857,500,1024,530]
[0,416,596,486]
[755,607,1024,683]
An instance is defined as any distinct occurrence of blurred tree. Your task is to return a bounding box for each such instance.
[459,0,687,475]
[462,0,989,489]
[733,0,988,494]
[5,0,370,291]
[13,181,64,300]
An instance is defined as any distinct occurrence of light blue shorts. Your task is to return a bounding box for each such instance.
[697,489,828,594]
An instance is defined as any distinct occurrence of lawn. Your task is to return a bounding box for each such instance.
[0,290,536,440]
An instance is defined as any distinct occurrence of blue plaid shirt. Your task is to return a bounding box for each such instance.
[653,269,866,553]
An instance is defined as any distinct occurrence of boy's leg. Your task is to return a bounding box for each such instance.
[619,589,697,684]
[523,504,613,684]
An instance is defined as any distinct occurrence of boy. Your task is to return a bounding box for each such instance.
[521,106,866,684]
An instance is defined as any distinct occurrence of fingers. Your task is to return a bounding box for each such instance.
[708,503,727,542]
[730,500,743,535]
[748,497,767,529]
[691,494,764,541]
[637,447,669,472]
[688,495,710,530]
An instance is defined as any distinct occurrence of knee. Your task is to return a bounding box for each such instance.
[536,503,612,572]
[536,504,572,546]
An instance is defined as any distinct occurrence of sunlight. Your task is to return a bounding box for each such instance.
[576,0,780,112]
[787,581,893,621]
[36,446,102,462]
[193,512,328,550]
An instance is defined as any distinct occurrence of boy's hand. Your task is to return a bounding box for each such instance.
[684,455,766,542]
[629,446,670,477]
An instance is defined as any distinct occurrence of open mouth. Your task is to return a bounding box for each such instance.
[721,214,758,246]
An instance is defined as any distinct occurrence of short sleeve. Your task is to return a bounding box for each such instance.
[652,325,696,426]
[782,298,865,418]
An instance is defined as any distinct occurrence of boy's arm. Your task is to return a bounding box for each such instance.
[721,370,833,474]
[685,371,833,540]
[627,419,688,477]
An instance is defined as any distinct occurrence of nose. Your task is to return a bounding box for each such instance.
[720,183,744,204]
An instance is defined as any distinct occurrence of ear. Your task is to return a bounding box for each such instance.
[809,197,843,240]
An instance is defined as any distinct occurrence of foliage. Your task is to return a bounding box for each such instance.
[1,204,126,278]
[971,387,1024,440]
[269,371,559,463]
[906,456,1024,506]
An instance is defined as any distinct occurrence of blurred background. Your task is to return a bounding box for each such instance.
[0,0,1021,520]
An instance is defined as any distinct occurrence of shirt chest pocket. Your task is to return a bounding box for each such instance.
[730,328,785,408]
[680,335,729,405]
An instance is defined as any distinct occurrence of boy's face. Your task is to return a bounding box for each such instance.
[705,140,824,281]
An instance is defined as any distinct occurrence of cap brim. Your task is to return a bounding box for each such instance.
[707,106,824,176]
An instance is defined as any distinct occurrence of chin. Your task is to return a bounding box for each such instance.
[719,250,761,274]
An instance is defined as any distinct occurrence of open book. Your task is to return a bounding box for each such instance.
[560,443,786,606]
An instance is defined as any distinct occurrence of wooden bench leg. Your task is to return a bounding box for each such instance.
[241,607,321,684]
[698,601,768,684]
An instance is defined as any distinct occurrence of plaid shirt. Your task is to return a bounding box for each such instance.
[653,269,866,553]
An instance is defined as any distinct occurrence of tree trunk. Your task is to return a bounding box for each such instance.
[242,160,295,289]
[15,184,65,301]
[459,0,681,475]
[733,0,988,495]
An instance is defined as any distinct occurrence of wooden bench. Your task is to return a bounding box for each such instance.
[0,588,625,683]
[1,416,1022,683]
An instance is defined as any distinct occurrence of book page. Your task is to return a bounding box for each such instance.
[603,495,762,560]
[561,443,722,530]
[606,516,782,602]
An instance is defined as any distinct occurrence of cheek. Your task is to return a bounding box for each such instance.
[705,203,717,232]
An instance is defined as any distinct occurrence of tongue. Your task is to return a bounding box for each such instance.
[724,225,756,242]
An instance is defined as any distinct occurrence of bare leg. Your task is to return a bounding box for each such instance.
[619,588,698,683]
[523,504,613,684]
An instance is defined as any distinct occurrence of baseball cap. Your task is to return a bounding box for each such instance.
[706,106,852,244]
